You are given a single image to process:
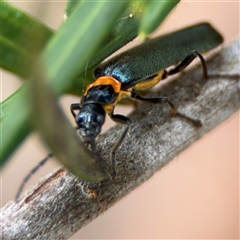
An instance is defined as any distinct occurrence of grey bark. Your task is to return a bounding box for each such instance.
[1,39,239,240]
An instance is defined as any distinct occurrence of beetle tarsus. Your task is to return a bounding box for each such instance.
[176,112,202,127]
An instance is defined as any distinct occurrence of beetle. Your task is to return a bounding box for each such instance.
[70,22,223,178]
[15,22,223,200]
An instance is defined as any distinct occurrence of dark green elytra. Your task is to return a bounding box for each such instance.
[94,22,223,89]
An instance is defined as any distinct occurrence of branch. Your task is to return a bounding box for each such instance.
[1,39,239,240]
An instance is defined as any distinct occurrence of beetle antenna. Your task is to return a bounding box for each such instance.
[15,153,53,202]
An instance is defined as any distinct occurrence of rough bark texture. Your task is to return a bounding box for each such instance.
[1,39,239,240]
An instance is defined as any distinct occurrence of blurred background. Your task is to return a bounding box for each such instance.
[1,1,239,239]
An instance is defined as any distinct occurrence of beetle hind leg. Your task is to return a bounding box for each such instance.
[164,50,208,80]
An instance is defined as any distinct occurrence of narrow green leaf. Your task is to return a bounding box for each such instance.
[0,35,31,78]
[32,1,131,179]
[42,1,130,94]
[0,0,53,78]
[31,64,109,181]
[65,1,142,71]
[65,0,82,17]
[0,84,30,166]
[68,6,143,96]
[139,0,180,39]
[83,6,142,70]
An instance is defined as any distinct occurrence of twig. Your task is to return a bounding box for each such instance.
[1,39,239,240]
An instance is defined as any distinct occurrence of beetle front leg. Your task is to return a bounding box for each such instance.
[109,112,131,179]
[70,103,81,118]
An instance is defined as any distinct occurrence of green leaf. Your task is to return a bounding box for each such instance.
[31,64,109,181]
[65,0,82,17]
[0,0,53,78]
[42,1,129,94]
[139,0,180,38]
[0,85,31,167]
[67,5,143,96]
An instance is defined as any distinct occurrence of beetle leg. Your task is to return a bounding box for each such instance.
[131,89,177,115]
[70,103,82,118]
[164,50,207,79]
[109,112,131,178]
[131,90,201,127]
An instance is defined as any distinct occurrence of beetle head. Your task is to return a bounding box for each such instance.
[75,103,106,151]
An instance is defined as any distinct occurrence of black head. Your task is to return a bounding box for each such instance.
[75,103,106,151]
